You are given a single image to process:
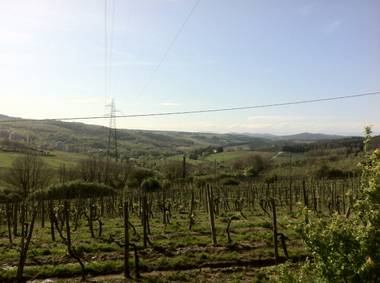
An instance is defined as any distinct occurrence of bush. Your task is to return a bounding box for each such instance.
[264,173,278,184]
[315,164,352,179]
[127,167,154,187]
[291,128,380,282]
[222,177,240,186]
[35,181,117,200]
[242,155,270,177]
[141,177,161,192]
[160,160,191,181]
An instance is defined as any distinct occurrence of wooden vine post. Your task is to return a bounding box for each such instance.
[142,194,148,248]
[289,180,293,213]
[182,155,186,179]
[302,179,308,208]
[124,201,130,280]
[5,203,12,244]
[162,188,166,225]
[207,185,217,245]
[189,190,195,230]
[271,198,279,264]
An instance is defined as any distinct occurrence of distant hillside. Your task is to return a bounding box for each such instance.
[279,132,345,141]
[0,114,12,120]
[235,133,278,140]
[0,116,272,159]
[0,115,366,160]
[371,135,380,149]
[238,132,346,141]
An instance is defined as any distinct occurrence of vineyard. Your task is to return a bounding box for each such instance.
[0,174,363,282]
[0,127,378,282]
[1,0,379,280]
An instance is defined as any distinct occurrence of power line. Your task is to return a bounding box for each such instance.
[138,0,202,96]
[108,0,116,100]
[104,0,108,106]
[1,91,379,123]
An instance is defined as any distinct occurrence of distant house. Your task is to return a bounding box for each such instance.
[213,146,224,153]
[199,146,224,156]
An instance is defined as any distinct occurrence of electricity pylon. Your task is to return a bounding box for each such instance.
[106,98,118,161]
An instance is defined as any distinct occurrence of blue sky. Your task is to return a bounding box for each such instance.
[0,0,379,135]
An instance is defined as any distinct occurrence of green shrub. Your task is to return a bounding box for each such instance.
[222,177,240,186]
[35,181,117,200]
[141,177,161,192]
[290,128,380,282]
[314,164,353,179]
[243,155,270,177]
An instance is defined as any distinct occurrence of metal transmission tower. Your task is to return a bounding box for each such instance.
[106,99,119,161]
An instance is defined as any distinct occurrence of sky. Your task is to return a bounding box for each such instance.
[0,0,379,135]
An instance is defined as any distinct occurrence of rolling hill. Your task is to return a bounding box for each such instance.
[0,115,368,161]
[0,116,273,159]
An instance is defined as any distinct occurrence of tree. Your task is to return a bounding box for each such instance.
[243,155,268,177]
[127,166,154,188]
[161,160,190,181]
[4,153,52,198]
[3,153,52,282]
[76,157,131,188]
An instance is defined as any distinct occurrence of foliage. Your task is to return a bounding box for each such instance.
[141,177,161,192]
[160,160,188,181]
[314,164,353,179]
[127,166,154,187]
[35,181,117,200]
[0,188,22,203]
[243,155,270,177]
[282,137,363,154]
[75,158,131,189]
[277,260,322,283]
[221,177,240,186]
[289,127,380,282]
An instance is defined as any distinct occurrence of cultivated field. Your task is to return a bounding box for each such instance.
[0,178,357,282]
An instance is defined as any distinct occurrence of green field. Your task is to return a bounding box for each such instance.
[0,151,86,171]
[0,187,306,282]
[203,150,275,162]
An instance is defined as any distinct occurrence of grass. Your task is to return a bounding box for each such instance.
[203,151,274,163]
[0,151,25,169]
[0,150,86,173]
[0,143,361,180]
[0,260,126,280]
[0,204,307,282]
[0,145,355,282]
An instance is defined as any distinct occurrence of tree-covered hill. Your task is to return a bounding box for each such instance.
[0,115,369,161]
[0,117,273,159]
